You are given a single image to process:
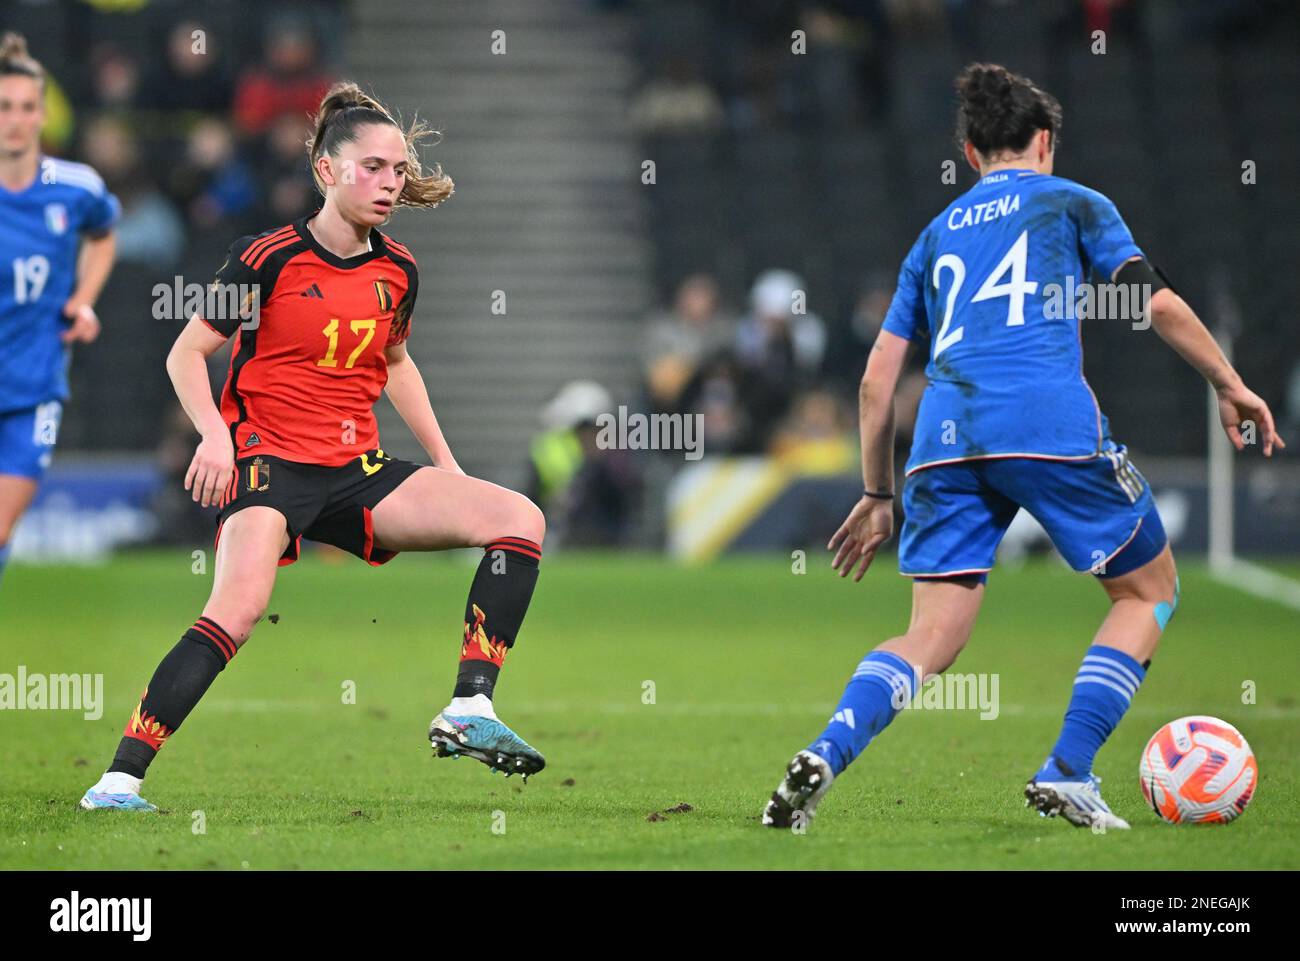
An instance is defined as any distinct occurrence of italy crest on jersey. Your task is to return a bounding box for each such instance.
[44,203,69,235]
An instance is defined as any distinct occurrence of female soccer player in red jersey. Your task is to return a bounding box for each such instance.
[81,83,548,811]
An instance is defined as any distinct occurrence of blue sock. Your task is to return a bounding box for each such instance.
[808,650,919,776]
[1044,645,1146,778]
[0,541,9,587]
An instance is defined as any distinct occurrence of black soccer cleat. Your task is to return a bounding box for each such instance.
[762,750,835,829]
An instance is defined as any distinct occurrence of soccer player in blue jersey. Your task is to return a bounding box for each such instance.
[0,33,118,590]
[763,63,1284,831]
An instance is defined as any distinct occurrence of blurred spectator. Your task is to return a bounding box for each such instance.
[845,273,926,469]
[831,270,896,384]
[526,381,603,511]
[735,269,826,381]
[642,273,734,413]
[233,18,333,136]
[789,2,891,127]
[888,0,952,35]
[768,388,857,472]
[255,111,318,224]
[526,382,639,547]
[37,72,76,152]
[630,55,724,135]
[692,354,747,454]
[139,21,235,114]
[80,116,185,268]
[848,272,893,349]
[667,270,831,455]
[678,348,792,456]
[87,44,141,110]
[713,0,799,129]
[168,118,258,230]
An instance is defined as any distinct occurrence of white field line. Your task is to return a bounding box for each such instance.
[1211,558,1300,612]
[185,700,1300,720]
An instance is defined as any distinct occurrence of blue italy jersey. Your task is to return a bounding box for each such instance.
[0,156,120,414]
[882,169,1141,474]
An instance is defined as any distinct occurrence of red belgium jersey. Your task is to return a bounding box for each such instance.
[199,216,419,466]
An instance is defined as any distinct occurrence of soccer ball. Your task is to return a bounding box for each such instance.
[1139,716,1256,824]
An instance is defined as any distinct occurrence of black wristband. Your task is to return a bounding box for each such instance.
[863,489,894,500]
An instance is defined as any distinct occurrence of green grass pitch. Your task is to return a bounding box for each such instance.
[1,550,1296,869]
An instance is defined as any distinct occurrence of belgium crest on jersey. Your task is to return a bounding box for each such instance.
[247,457,271,492]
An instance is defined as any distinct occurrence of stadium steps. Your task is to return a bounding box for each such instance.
[347,0,648,487]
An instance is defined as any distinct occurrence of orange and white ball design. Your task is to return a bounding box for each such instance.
[1139,716,1256,824]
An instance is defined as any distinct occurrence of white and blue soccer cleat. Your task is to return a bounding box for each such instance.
[429,695,545,781]
[1025,756,1129,830]
[79,773,157,812]
[762,749,835,829]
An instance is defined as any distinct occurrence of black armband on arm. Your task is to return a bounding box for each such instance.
[1114,257,1176,297]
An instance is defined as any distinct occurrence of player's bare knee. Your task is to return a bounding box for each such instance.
[1109,557,1178,626]
[470,492,544,548]
[508,494,545,545]
[202,606,263,647]
[525,499,546,545]
[1112,579,1179,640]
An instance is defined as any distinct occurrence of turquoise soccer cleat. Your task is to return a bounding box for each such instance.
[429,710,546,781]
[79,788,158,812]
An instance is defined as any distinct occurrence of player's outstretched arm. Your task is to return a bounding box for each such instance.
[829,329,911,582]
[167,316,235,508]
[383,342,462,474]
[1146,286,1286,456]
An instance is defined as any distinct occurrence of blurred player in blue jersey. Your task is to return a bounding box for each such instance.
[0,33,119,590]
[763,63,1284,831]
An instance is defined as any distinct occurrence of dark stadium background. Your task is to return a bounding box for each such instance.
[4,0,1300,883]
[5,0,1297,559]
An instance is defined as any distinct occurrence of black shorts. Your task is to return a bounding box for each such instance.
[216,449,423,566]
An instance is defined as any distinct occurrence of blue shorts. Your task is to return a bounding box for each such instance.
[899,445,1166,583]
[0,401,62,480]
